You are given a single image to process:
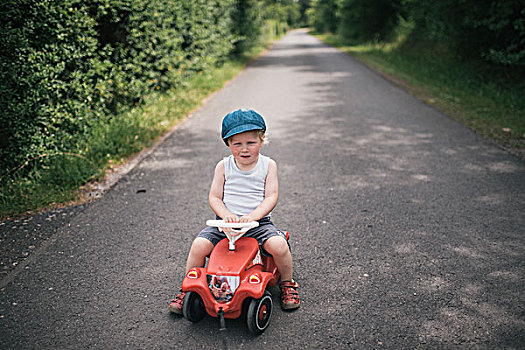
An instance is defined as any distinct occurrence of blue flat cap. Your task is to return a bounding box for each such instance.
[221,109,266,145]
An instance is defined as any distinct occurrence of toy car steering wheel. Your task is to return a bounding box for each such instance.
[206,220,259,250]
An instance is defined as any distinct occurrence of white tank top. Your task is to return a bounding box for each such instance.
[223,154,270,217]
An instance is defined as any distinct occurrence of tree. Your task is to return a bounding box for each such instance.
[231,0,263,56]
[308,0,339,33]
[404,0,525,66]
[338,0,402,42]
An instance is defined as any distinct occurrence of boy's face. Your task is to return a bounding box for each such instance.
[227,130,263,170]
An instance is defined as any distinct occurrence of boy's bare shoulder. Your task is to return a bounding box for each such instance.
[214,159,225,173]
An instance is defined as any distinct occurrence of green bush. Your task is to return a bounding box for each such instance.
[0,0,100,176]
[0,0,237,178]
[403,0,525,66]
[231,0,263,56]
[308,0,339,33]
[338,0,402,42]
[307,0,524,66]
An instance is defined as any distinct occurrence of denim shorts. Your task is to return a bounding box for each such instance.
[198,217,287,251]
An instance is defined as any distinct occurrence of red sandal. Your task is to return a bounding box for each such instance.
[168,291,185,314]
[279,280,300,310]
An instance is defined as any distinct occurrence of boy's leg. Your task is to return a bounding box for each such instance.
[185,237,214,272]
[170,237,214,314]
[263,236,300,310]
[263,235,293,281]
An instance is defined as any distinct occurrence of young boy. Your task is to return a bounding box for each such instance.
[169,108,300,313]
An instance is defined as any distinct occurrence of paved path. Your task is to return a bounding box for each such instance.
[1,30,524,349]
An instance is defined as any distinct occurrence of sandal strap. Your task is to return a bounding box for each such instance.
[281,288,299,297]
[279,281,300,301]
[170,292,185,306]
[279,280,299,289]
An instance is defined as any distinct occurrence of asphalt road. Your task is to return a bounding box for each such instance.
[1,30,524,349]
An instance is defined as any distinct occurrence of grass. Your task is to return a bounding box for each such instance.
[313,30,525,159]
[0,31,281,220]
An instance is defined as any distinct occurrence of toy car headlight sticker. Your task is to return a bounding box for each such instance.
[207,275,240,303]
[187,270,199,279]
[249,274,261,284]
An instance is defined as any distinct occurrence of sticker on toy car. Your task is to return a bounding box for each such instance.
[207,275,240,303]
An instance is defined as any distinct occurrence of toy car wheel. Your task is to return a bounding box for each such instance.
[246,290,273,334]
[183,291,206,322]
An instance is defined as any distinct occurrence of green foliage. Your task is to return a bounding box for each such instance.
[403,0,525,66]
[0,0,100,176]
[338,0,402,42]
[231,0,264,56]
[298,0,313,27]
[231,0,301,56]
[307,0,524,66]
[0,0,237,178]
[263,0,301,27]
[478,2,525,66]
[308,0,402,37]
[308,0,339,33]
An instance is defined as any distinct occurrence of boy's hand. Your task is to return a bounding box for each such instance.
[239,215,255,223]
[223,214,239,223]
[222,214,239,237]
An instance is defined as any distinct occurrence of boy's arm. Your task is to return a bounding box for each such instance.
[240,159,279,222]
[209,160,238,222]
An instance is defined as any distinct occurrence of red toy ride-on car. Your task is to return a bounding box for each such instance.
[181,220,289,334]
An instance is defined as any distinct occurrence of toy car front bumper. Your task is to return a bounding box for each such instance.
[182,268,274,319]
